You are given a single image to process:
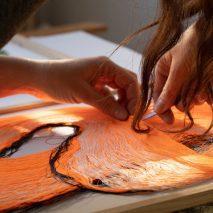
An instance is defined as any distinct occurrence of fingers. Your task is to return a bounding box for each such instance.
[175,92,209,112]
[194,93,208,105]
[154,56,210,124]
[153,56,171,103]
[206,95,213,105]
[105,61,140,115]
[80,82,129,120]
[154,59,183,111]
[153,55,176,124]
[93,58,139,116]
[157,109,175,124]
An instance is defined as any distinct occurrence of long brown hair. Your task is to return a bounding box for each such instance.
[131,0,213,133]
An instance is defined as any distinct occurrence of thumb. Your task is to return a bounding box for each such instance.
[154,61,183,124]
[154,62,182,114]
[154,85,178,114]
[154,86,176,124]
[80,83,129,120]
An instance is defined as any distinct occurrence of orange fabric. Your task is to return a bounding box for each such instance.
[0,110,82,212]
[56,106,213,192]
[0,151,77,212]
[0,105,212,211]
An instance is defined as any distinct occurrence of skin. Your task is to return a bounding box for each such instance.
[0,56,139,120]
[1,26,210,124]
[153,24,211,124]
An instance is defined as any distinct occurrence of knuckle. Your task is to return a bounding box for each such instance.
[97,96,114,111]
[97,56,110,63]
[96,56,112,73]
[130,72,137,79]
[125,72,138,86]
[155,55,170,74]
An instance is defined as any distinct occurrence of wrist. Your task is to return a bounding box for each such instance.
[0,56,48,97]
[17,59,51,98]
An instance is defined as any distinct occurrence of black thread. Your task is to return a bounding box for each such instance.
[0,123,77,158]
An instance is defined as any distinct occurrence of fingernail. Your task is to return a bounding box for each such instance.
[176,102,184,112]
[196,94,206,105]
[115,109,128,120]
[154,99,165,113]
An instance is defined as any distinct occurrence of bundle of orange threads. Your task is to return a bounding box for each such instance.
[0,104,212,212]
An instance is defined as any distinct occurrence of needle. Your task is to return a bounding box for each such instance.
[142,111,157,121]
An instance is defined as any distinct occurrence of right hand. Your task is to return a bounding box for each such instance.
[153,25,212,124]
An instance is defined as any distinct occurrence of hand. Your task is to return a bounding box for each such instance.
[34,56,139,120]
[153,25,210,124]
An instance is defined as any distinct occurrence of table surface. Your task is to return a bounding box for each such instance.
[1,104,212,213]
[33,178,212,213]
[2,32,212,212]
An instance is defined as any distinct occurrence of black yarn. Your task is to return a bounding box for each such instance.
[0,122,82,212]
[0,123,78,158]
[49,125,81,185]
[0,122,82,184]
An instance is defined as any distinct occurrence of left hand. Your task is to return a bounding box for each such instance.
[33,56,139,120]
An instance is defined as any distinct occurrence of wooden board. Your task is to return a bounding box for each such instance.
[22,22,107,37]
[35,179,213,213]
[0,101,58,115]
[12,34,71,59]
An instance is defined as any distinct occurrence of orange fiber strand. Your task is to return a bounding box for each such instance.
[145,103,213,155]
[54,106,213,193]
[0,151,78,212]
[0,113,82,212]
[0,105,212,212]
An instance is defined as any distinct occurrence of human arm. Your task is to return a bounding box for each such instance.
[0,56,139,120]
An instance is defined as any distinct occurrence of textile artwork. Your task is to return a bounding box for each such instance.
[0,105,212,212]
